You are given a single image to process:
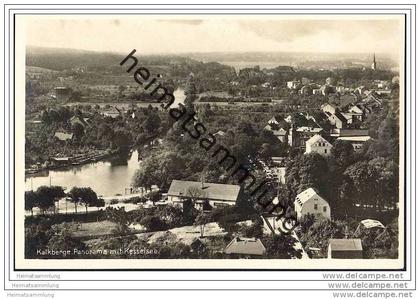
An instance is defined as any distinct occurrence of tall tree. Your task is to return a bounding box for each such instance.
[68,187,97,214]
[194,212,212,238]
[35,186,65,214]
[25,191,38,216]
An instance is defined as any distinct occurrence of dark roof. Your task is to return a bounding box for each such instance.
[329,239,363,251]
[339,129,369,137]
[334,111,348,123]
[225,237,266,255]
[167,180,240,202]
[273,66,295,72]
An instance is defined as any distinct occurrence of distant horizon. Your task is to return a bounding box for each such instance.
[23,17,403,61]
[26,45,394,58]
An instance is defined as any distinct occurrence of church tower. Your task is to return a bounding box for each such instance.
[371,53,377,70]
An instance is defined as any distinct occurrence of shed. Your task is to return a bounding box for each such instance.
[328,239,363,259]
[224,237,266,256]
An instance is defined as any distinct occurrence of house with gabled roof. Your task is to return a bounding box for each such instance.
[69,115,88,128]
[267,116,281,126]
[294,188,331,220]
[305,134,332,156]
[321,103,337,115]
[224,237,266,256]
[342,104,365,124]
[326,111,347,129]
[167,180,240,210]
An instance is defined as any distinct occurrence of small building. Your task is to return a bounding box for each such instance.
[267,116,281,126]
[346,105,365,122]
[213,130,226,137]
[354,219,386,236]
[189,238,207,254]
[272,127,288,143]
[265,124,288,143]
[224,237,266,256]
[287,80,301,89]
[52,157,71,165]
[288,126,323,152]
[70,115,88,128]
[321,85,335,96]
[167,180,240,210]
[305,134,332,156]
[312,88,323,95]
[326,111,348,129]
[301,77,312,85]
[360,219,385,229]
[321,103,337,115]
[54,131,73,141]
[102,107,122,118]
[328,239,363,259]
[299,85,314,96]
[376,90,392,96]
[329,128,370,138]
[294,188,331,220]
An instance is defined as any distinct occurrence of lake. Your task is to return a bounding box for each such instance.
[25,88,186,197]
[25,150,142,197]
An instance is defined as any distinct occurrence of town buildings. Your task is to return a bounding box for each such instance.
[288,125,323,152]
[371,53,377,71]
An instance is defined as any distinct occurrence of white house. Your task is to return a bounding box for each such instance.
[267,116,281,125]
[305,134,333,156]
[321,103,337,115]
[294,188,331,220]
[287,80,300,89]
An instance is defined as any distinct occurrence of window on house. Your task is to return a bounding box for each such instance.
[314,204,318,210]
[323,206,327,212]
[325,149,327,154]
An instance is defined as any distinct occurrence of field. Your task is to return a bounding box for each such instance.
[70,220,119,239]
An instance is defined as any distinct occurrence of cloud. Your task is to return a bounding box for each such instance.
[23,16,403,58]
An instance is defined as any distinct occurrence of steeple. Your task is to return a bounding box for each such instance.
[371,53,377,70]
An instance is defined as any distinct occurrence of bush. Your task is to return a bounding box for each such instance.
[123,196,146,204]
[239,218,264,239]
[140,215,168,231]
[109,199,119,205]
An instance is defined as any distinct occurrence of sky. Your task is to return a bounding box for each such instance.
[23,16,403,58]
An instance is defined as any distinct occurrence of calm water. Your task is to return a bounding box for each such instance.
[25,150,141,197]
[25,88,186,196]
